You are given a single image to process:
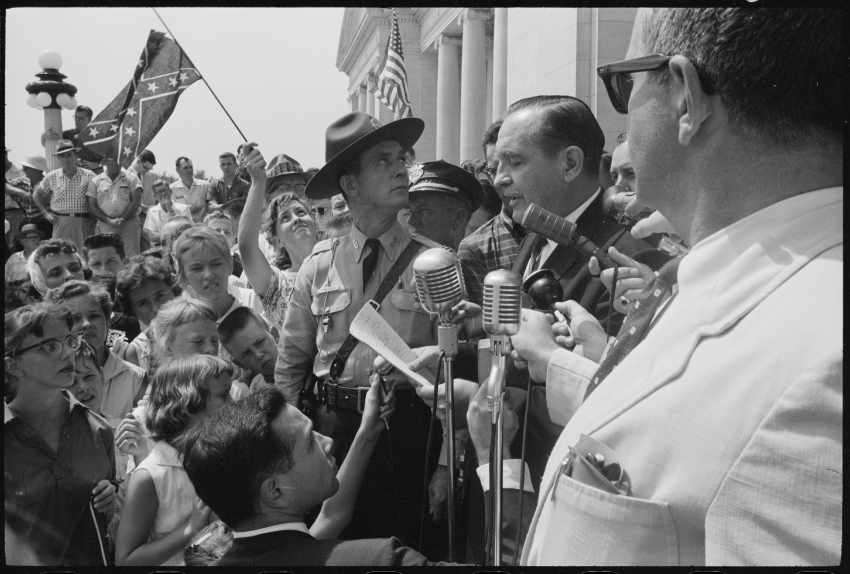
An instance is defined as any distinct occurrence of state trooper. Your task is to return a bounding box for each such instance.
[275,112,447,554]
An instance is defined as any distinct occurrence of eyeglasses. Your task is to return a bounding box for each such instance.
[597,53,716,114]
[20,235,42,241]
[482,166,498,185]
[10,333,84,357]
[311,207,326,216]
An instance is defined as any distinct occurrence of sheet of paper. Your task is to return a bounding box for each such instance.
[350,303,434,389]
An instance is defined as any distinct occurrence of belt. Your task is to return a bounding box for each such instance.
[50,211,90,217]
[319,380,418,413]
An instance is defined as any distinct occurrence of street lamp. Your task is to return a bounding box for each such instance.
[25,50,78,171]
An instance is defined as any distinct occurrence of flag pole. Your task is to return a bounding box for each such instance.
[152,8,247,142]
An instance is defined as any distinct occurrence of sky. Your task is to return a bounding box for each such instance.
[5,8,350,177]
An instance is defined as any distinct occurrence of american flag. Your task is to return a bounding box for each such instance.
[371,9,413,119]
[78,30,201,167]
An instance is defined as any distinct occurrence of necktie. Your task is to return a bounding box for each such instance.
[362,237,381,292]
[584,258,681,400]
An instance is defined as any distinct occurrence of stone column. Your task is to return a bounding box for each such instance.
[459,9,490,163]
[435,35,461,164]
[358,84,368,113]
[492,8,508,122]
[366,73,376,117]
[348,91,359,113]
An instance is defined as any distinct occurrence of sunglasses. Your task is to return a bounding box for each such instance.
[597,53,715,114]
[10,332,84,357]
[311,207,327,216]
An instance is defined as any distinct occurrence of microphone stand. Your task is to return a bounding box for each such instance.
[436,319,459,562]
[487,335,510,566]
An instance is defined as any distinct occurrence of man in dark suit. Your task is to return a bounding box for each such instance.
[183,386,455,567]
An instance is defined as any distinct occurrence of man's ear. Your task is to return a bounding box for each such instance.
[339,174,358,198]
[259,474,295,508]
[452,207,470,232]
[560,146,585,184]
[669,55,713,146]
[4,356,22,378]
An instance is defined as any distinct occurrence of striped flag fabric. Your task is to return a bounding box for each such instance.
[371,9,412,119]
[78,30,201,167]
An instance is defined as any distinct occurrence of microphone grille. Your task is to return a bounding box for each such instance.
[482,269,522,332]
[413,263,464,309]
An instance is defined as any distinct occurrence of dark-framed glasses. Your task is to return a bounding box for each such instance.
[274,183,307,194]
[311,206,327,217]
[9,333,84,357]
[597,53,715,114]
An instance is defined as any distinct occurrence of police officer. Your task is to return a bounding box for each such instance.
[275,112,446,553]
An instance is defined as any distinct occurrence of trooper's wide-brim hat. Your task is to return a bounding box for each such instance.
[305,112,424,200]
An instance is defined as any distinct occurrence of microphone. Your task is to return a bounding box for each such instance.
[521,203,615,270]
[602,185,654,226]
[482,270,522,403]
[412,248,465,325]
[482,269,521,567]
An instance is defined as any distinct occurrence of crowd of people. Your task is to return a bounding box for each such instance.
[4,7,842,567]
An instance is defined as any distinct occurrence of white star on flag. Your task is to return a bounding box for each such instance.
[168,77,178,87]
[88,127,100,137]
[109,124,119,132]
[125,107,137,118]
[123,146,133,156]
[125,126,136,137]
[148,81,159,93]
[180,72,189,82]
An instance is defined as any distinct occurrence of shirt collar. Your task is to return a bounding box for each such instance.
[5,389,86,424]
[565,187,600,223]
[101,349,130,381]
[349,218,407,263]
[231,522,312,539]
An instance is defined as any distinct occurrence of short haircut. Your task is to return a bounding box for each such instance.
[638,8,843,147]
[219,152,237,163]
[172,225,234,287]
[45,279,113,324]
[5,302,74,395]
[175,156,192,170]
[203,211,232,225]
[261,192,314,241]
[218,306,265,346]
[183,387,294,528]
[600,153,613,176]
[149,296,218,362]
[221,198,246,219]
[138,149,156,165]
[116,257,181,318]
[83,233,126,261]
[505,95,604,176]
[482,119,503,151]
[145,355,234,445]
[75,105,94,120]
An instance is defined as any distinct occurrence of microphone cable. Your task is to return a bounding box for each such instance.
[488,409,498,566]
[513,370,535,566]
[419,350,446,554]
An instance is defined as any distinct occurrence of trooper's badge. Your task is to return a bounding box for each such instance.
[370,117,382,130]
[407,162,424,184]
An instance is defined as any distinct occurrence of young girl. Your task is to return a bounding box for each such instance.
[171,225,265,324]
[115,355,234,566]
[116,257,182,370]
[239,147,318,332]
[5,303,116,565]
[44,280,147,421]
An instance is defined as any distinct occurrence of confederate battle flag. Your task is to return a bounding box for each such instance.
[78,30,201,167]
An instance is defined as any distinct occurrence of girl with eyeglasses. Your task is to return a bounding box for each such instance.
[4,303,117,565]
[237,145,318,333]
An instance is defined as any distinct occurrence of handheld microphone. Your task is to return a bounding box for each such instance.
[482,270,522,404]
[602,185,654,226]
[521,203,615,270]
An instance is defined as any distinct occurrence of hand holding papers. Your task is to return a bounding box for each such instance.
[351,303,435,389]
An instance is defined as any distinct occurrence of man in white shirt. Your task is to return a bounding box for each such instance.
[127,150,158,252]
[143,179,191,247]
[170,156,212,223]
[470,7,842,566]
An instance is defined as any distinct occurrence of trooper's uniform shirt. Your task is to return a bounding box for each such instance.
[275,219,444,402]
